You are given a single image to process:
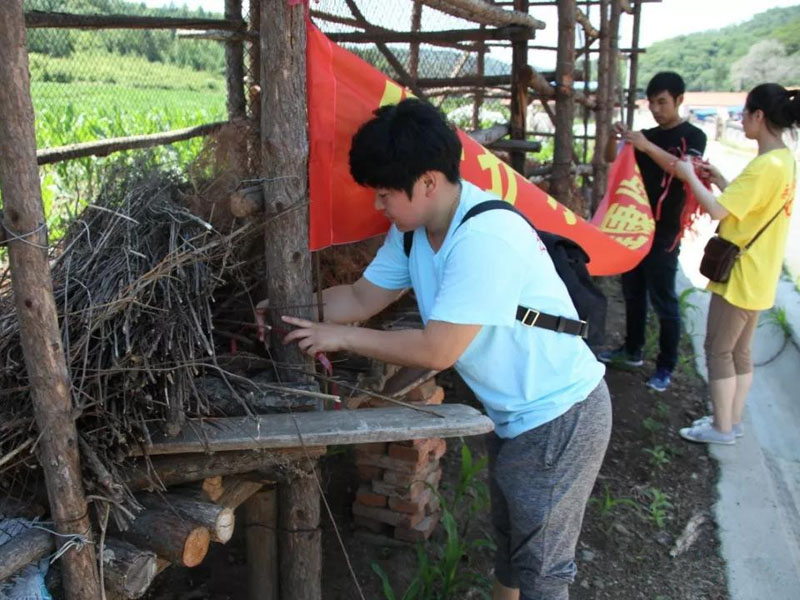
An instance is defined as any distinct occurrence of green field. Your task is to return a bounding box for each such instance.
[15,51,229,240]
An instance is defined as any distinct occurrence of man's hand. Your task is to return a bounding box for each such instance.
[281,316,350,356]
[671,157,695,182]
[612,121,627,138]
[623,129,650,152]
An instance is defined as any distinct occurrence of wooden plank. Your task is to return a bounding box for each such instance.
[245,489,278,600]
[134,404,494,456]
[326,25,532,44]
[487,138,542,153]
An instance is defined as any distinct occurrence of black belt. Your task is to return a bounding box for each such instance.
[515,305,589,339]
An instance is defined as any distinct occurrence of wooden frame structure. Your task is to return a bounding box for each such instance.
[0,1,659,598]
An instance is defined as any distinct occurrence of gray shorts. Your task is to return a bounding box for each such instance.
[487,379,612,600]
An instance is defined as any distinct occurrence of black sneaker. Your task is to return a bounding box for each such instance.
[597,346,644,367]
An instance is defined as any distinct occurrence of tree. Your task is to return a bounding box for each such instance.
[730,40,800,90]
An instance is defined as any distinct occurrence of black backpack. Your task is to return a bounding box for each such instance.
[403,200,607,345]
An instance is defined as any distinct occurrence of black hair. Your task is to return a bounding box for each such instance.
[349,98,462,199]
[745,83,800,132]
[646,72,686,101]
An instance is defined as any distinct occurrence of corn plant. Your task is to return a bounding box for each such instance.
[646,488,673,529]
[371,443,494,600]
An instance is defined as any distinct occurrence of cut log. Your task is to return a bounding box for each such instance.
[244,489,278,600]
[0,525,54,582]
[216,475,267,510]
[139,493,235,544]
[121,506,210,567]
[102,538,157,600]
[123,447,326,491]
[202,476,224,502]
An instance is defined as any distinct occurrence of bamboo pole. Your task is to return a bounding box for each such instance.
[551,0,578,210]
[24,11,244,31]
[0,3,101,597]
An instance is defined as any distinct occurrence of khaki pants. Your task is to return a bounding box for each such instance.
[705,293,759,380]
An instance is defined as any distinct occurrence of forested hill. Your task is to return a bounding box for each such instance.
[639,5,800,91]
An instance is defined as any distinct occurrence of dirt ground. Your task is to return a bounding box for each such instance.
[146,277,728,600]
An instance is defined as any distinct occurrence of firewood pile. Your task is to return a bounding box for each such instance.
[0,164,269,526]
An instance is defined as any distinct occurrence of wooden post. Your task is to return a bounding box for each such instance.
[472,24,487,131]
[259,2,320,598]
[409,0,423,80]
[0,3,102,598]
[509,0,530,174]
[551,0,577,210]
[225,0,247,176]
[244,488,279,600]
[625,0,641,128]
[260,0,314,373]
[248,0,262,175]
[591,0,611,212]
[278,468,321,600]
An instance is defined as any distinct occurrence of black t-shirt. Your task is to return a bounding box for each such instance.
[636,121,707,243]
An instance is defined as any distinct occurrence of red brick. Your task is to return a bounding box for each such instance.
[372,478,425,500]
[352,502,425,528]
[382,459,440,486]
[389,488,432,514]
[356,452,431,474]
[387,438,440,463]
[356,464,383,483]
[354,442,388,461]
[430,438,447,461]
[353,515,389,534]
[394,512,441,543]
[355,484,387,508]
[408,385,444,406]
[404,379,438,402]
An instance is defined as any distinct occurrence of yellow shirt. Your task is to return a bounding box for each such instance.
[707,148,796,310]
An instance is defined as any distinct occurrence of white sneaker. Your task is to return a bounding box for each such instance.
[680,420,736,445]
[692,415,743,438]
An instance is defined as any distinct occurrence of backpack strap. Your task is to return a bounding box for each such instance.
[403,231,414,258]
[410,199,588,338]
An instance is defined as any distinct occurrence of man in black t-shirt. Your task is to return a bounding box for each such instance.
[600,72,707,392]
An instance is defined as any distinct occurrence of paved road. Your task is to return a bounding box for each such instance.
[676,140,800,600]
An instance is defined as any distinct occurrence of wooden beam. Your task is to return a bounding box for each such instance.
[24,11,245,31]
[468,123,510,145]
[36,121,230,165]
[133,404,494,456]
[409,0,423,79]
[0,4,101,597]
[420,0,545,29]
[575,8,599,40]
[626,0,642,128]
[123,448,326,491]
[509,0,530,173]
[326,25,533,44]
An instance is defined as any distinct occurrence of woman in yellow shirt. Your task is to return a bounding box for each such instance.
[673,83,798,444]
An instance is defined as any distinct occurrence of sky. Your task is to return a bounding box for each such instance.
[140,0,799,64]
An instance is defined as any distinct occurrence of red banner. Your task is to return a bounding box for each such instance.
[307,22,654,275]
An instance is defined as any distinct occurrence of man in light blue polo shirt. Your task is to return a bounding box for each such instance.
[273,99,611,600]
